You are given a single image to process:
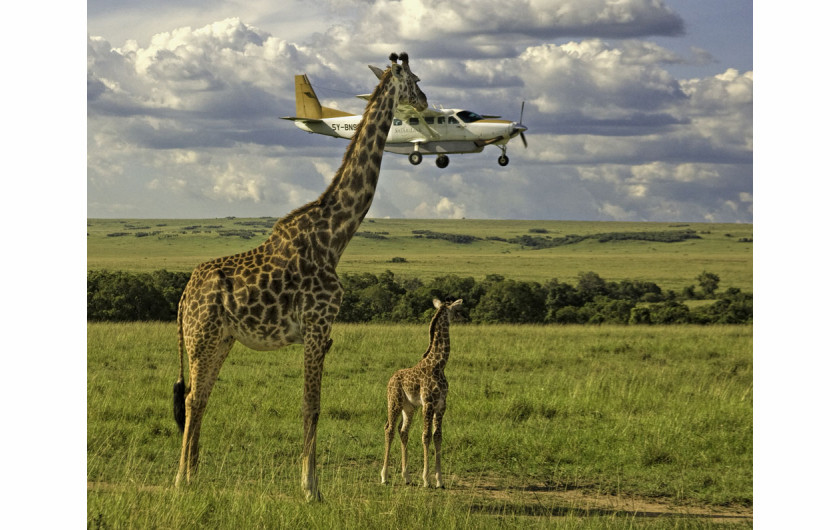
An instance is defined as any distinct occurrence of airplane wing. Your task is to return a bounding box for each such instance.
[280,116,322,123]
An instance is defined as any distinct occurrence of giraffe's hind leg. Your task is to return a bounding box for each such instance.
[399,403,415,485]
[175,335,234,486]
[381,376,402,484]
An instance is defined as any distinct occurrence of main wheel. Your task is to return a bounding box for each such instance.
[409,152,423,165]
[436,155,450,168]
[498,154,509,166]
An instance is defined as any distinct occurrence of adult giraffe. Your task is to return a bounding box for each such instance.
[172,52,427,501]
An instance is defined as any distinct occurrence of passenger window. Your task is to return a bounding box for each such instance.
[425,117,435,124]
[437,117,445,124]
[448,117,458,124]
[409,118,419,125]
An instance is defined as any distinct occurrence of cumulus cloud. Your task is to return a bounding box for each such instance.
[87,3,751,223]
[357,0,684,43]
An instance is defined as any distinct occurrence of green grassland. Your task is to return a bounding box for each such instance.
[87,218,752,293]
[88,322,752,528]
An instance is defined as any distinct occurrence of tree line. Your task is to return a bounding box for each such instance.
[87,269,751,325]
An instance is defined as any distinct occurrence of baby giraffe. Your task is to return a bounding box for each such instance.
[381,298,462,488]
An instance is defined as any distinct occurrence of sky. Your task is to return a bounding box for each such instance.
[87,0,753,223]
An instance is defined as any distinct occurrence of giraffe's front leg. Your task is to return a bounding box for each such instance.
[433,409,445,489]
[301,328,331,502]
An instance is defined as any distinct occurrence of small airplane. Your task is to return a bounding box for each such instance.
[281,68,528,168]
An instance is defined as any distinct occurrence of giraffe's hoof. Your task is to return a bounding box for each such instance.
[305,490,323,503]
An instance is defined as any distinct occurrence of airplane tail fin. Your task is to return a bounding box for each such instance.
[293,74,353,120]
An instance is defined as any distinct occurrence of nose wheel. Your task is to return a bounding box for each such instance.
[435,155,450,168]
[497,145,510,166]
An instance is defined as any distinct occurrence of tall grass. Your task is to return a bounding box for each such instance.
[88,322,752,528]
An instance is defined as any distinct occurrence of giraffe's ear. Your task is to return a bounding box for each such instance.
[433,298,443,309]
[451,299,463,309]
[369,65,385,80]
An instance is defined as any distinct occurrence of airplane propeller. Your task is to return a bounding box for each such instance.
[515,101,528,148]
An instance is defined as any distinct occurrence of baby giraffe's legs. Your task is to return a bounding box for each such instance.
[381,394,401,484]
[399,406,415,484]
[433,409,445,488]
[421,403,435,488]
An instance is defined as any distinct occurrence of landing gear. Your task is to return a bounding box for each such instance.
[435,155,450,168]
[496,144,511,166]
[409,152,423,165]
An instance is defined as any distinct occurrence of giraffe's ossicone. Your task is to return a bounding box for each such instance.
[172,52,427,502]
[381,298,462,489]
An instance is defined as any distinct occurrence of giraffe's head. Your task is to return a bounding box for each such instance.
[433,298,463,318]
[380,52,427,112]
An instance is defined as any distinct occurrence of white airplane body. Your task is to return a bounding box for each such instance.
[282,70,527,168]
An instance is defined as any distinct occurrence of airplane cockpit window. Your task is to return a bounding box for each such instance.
[456,110,484,123]
[393,118,403,125]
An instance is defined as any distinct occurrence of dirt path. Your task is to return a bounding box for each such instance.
[448,476,753,524]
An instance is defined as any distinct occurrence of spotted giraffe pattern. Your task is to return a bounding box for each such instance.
[381,298,463,488]
[172,52,427,502]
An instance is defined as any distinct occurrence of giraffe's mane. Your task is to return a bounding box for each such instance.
[275,66,395,228]
[422,304,446,359]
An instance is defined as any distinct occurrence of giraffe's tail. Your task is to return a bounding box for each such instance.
[173,307,187,433]
[173,380,186,433]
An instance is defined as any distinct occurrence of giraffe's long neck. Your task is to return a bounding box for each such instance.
[423,311,451,367]
[317,75,397,259]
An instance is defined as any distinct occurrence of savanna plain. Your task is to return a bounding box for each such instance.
[88,218,753,528]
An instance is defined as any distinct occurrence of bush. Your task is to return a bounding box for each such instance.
[472,279,546,323]
[647,301,691,324]
[691,288,753,324]
[584,297,636,324]
[87,270,189,321]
